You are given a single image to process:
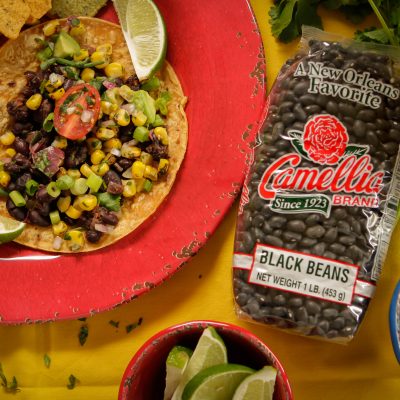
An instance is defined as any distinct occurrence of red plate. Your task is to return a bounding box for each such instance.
[0,0,266,323]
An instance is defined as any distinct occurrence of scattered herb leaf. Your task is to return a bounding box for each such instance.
[77,317,87,322]
[66,374,79,390]
[0,364,20,393]
[44,354,51,368]
[109,320,120,328]
[126,317,143,333]
[78,324,89,346]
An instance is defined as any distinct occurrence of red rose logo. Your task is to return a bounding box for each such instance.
[303,115,349,165]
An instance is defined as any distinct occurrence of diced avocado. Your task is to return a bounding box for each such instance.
[53,31,81,58]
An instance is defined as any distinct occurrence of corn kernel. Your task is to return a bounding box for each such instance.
[140,152,153,165]
[144,165,158,181]
[65,229,85,251]
[52,221,68,236]
[57,167,67,178]
[132,161,146,179]
[0,131,15,146]
[5,148,16,158]
[104,88,123,105]
[43,20,60,36]
[104,153,116,165]
[91,163,109,176]
[73,48,89,61]
[75,194,98,211]
[86,138,102,153]
[121,143,142,159]
[100,101,118,115]
[91,149,106,165]
[65,205,82,219]
[52,136,68,149]
[67,169,81,179]
[115,108,130,126]
[103,138,122,151]
[80,163,93,178]
[122,180,137,197]
[135,178,146,193]
[57,196,71,213]
[158,158,169,175]
[132,111,147,126]
[105,62,124,79]
[96,127,116,141]
[96,43,113,55]
[0,170,11,187]
[49,88,65,101]
[154,127,169,145]
[70,23,86,38]
[81,67,95,82]
[119,85,135,102]
[26,93,42,110]
[90,51,110,69]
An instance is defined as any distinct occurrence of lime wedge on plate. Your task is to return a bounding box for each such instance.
[113,0,167,80]
[171,327,228,400]
[0,215,25,244]
[164,346,193,400]
[182,364,255,400]
[232,366,277,400]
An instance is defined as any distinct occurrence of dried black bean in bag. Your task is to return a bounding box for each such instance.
[233,27,400,343]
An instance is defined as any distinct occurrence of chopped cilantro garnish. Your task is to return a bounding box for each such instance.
[71,18,80,27]
[86,95,95,106]
[66,374,79,390]
[0,363,20,393]
[78,324,88,346]
[97,192,121,212]
[126,317,143,333]
[77,317,87,322]
[109,320,120,328]
[44,354,51,368]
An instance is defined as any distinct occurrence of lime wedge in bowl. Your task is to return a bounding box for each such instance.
[0,215,25,244]
[171,327,228,400]
[232,366,277,400]
[182,364,255,400]
[164,346,193,400]
[113,0,167,80]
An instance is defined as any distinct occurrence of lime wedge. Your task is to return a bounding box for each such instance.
[164,346,193,400]
[232,366,277,400]
[182,364,255,400]
[171,327,228,400]
[113,0,167,80]
[0,215,25,244]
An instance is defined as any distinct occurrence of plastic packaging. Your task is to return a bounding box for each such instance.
[233,27,400,343]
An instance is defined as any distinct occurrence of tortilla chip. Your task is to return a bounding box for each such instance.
[0,18,188,253]
[0,0,30,39]
[25,0,51,19]
[50,0,108,18]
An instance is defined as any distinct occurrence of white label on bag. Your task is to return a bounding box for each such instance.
[248,244,359,305]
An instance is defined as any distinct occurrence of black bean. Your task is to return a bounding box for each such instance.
[13,137,29,156]
[27,210,50,226]
[104,171,123,195]
[358,109,376,122]
[305,225,325,239]
[6,198,27,221]
[264,235,283,247]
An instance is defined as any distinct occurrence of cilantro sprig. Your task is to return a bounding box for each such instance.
[269,0,400,46]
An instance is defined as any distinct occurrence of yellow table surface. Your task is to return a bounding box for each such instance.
[1,1,399,399]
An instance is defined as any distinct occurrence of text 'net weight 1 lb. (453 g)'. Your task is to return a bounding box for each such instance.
[232,27,400,343]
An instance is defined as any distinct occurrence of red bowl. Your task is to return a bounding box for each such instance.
[118,320,293,400]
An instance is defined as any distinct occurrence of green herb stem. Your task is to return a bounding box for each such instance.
[368,0,398,46]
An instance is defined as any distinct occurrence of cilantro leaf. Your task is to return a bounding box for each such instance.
[0,364,20,393]
[44,354,51,368]
[67,374,79,390]
[126,317,143,333]
[97,192,121,212]
[78,324,88,346]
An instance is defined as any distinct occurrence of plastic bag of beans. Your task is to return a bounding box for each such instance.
[233,27,400,343]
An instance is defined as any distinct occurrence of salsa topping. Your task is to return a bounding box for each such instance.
[0,18,173,251]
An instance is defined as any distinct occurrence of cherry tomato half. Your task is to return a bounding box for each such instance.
[54,83,101,140]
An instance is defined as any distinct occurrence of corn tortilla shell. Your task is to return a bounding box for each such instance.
[0,18,188,252]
